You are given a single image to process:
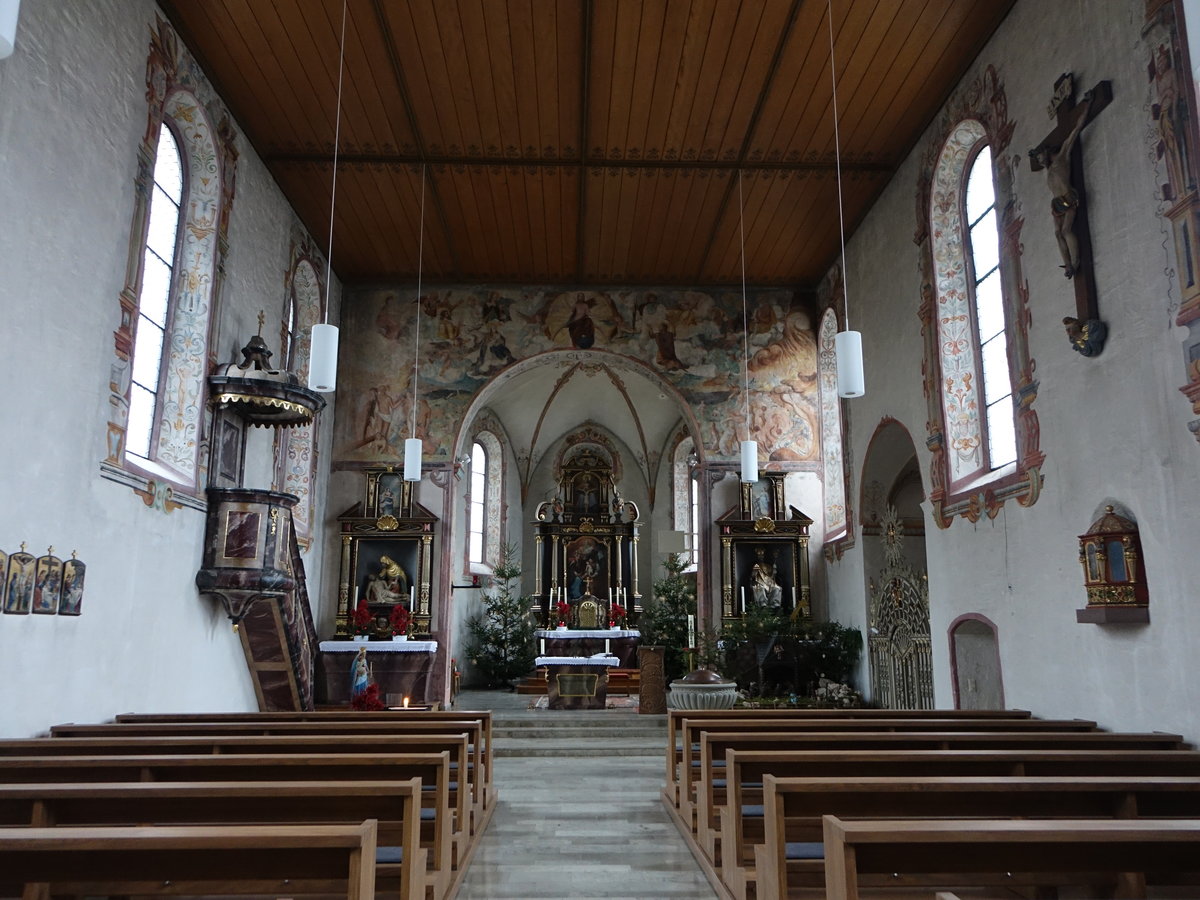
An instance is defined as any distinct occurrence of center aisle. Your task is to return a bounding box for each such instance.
[452,690,718,900]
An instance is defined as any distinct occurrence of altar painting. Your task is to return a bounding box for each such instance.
[333,287,819,465]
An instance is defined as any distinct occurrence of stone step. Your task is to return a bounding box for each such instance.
[494,726,664,740]
[494,738,665,758]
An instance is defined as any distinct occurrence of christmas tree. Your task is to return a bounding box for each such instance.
[638,552,696,683]
[465,545,537,687]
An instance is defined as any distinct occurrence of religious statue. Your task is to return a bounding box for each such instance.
[365,555,409,606]
[350,647,371,699]
[750,549,782,608]
[1063,316,1107,357]
[1029,90,1093,279]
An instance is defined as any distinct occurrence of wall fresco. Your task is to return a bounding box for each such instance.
[334,287,819,465]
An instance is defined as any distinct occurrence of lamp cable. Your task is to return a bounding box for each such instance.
[410,163,426,441]
[321,0,348,327]
[827,0,850,329]
[739,170,751,440]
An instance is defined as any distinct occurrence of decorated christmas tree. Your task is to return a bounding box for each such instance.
[638,552,696,683]
[465,545,537,687]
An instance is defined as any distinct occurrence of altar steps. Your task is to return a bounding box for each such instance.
[491,710,666,758]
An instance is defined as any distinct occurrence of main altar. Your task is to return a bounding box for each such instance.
[529,448,641,628]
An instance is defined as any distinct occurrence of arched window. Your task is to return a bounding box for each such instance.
[818,308,847,541]
[468,441,487,565]
[126,124,183,462]
[468,430,503,570]
[930,120,1016,488]
[672,436,699,570]
[965,146,1016,469]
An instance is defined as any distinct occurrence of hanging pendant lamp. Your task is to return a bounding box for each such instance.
[404,164,427,483]
[0,0,20,59]
[737,170,758,483]
[827,0,866,399]
[307,0,348,394]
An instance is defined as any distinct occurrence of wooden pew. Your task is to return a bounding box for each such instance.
[50,717,495,814]
[677,717,1148,838]
[821,815,1200,900]
[1,730,490,832]
[112,709,494,784]
[747,775,1200,900]
[0,752,465,895]
[664,708,1033,808]
[0,820,379,900]
[0,780,431,900]
[688,727,1185,853]
[717,748,1200,900]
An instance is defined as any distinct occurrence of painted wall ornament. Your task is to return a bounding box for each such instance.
[335,286,818,468]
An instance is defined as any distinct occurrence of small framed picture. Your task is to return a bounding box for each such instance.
[32,550,63,615]
[59,557,86,616]
[3,548,36,615]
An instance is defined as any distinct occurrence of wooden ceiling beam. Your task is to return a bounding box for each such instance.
[370,0,463,281]
[263,152,889,175]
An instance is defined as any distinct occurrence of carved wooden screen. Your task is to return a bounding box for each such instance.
[867,508,934,709]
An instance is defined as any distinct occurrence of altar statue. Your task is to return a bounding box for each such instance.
[366,555,409,606]
[751,555,782,608]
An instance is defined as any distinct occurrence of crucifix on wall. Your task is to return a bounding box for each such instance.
[1028,72,1112,357]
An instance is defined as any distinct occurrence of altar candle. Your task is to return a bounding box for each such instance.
[540,638,545,655]
[792,586,796,607]
[402,696,410,708]
[740,587,746,613]
[354,586,359,603]
[687,614,695,649]
[410,586,415,606]
[609,587,613,602]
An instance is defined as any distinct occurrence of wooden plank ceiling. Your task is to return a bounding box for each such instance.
[162,0,1015,288]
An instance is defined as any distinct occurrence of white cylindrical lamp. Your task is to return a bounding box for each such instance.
[404,437,423,482]
[835,329,866,398]
[740,439,758,484]
[308,323,339,393]
[0,0,20,59]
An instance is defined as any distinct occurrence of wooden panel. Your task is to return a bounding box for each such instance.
[160,0,1017,287]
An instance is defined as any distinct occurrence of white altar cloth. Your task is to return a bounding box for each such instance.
[535,655,621,667]
[320,640,438,653]
[535,629,640,639]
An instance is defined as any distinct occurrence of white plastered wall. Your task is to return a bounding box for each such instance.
[827,0,1200,741]
[0,0,339,736]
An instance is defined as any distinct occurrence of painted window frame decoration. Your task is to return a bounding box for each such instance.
[101,17,239,512]
[672,435,700,571]
[276,250,324,546]
[916,65,1044,528]
[817,307,848,544]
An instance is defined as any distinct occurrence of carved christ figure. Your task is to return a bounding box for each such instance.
[1029,91,1093,278]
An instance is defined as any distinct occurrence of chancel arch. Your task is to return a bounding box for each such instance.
[861,419,933,709]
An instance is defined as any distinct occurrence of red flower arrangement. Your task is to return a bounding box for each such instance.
[351,600,373,636]
[350,682,385,710]
[609,602,627,628]
[388,604,411,636]
[554,600,572,627]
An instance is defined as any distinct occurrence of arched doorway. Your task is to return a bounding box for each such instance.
[861,420,933,709]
